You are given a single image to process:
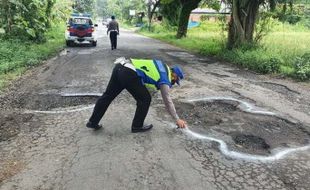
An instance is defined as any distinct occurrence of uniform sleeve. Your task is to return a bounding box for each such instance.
[160,84,179,121]
[107,22,110,33]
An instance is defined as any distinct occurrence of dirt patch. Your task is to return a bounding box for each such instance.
[228,69,261,80]
[0,113,34,142]
[9,94,98,111]
[175,99,310,155]
[0,159,24,184]
[205,72,230,78]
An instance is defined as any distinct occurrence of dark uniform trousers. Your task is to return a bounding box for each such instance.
[89,64,151,128]
[110,31,118,49]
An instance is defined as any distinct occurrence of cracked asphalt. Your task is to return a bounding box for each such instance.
[0,24,310,190]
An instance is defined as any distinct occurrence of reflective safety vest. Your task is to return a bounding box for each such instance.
[131,59,172,90]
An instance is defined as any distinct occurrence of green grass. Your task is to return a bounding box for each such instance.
[138,20,310,80]
[0,23,65,91]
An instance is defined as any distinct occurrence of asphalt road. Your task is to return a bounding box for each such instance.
[0,24,310,190]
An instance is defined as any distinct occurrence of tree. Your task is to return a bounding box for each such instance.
[46,0,56,28]
[73,0,95,14]
[227,0,267,49]
[176,0,201,38]
[96,0,109,17]
[146,0,160,30]
[160,0,220,38]
[160,0,181,27]
[0,0,71,41]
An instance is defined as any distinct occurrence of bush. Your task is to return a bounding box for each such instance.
[221,48,281,74]
[258,58,281,74]
[0,23,65,76]
[293,53,310,81]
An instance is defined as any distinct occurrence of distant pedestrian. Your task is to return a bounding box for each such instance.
[86,57,187,132]
[107,16,119,50]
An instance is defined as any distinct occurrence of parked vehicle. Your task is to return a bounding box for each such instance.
[65,13,98,46]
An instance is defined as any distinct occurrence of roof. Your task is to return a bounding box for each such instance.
[191,8,231,14]
[191,4,231,15]
[71,13,92,17]
[70,16,91,19]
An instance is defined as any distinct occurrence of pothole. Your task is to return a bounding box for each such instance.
[175,98,310,156]
[205,72,230,78]
[255,82,300,95]
[11,93,99,111]
[232,134,271,154]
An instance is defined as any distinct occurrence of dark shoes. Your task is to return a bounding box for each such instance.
[131,124,153,133]
[86,122,102,130]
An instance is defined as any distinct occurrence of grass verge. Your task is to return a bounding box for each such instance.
[0,23,66,91]
[138,21,310,81]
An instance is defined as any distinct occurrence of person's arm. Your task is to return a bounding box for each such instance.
[160,84,187,128]
[117,22,119,34]
[107,22,110,35]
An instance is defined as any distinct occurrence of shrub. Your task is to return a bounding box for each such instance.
[257,58,281,74]
[293,53,310,81]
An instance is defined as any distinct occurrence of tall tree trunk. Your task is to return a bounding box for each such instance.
[46,0,56,28]
[4,0,13,34]
[148,0,160,31]
[227,0,262,49]
[176,0,200,39]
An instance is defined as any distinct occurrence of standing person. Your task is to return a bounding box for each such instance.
[107,15,119,50]
[86,57,187,132]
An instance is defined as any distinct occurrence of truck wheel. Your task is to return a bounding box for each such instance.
[66,40,74,47]
[92,41,97,47]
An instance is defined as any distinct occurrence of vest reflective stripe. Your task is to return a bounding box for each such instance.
[131,59,171,90]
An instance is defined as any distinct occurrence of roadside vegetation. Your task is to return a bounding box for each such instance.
[0,24,65,90]
[138,19,310,79]
[0,0,309,90]
[110,0,310,81]
[136,2,310,81]
[0,0,91,91]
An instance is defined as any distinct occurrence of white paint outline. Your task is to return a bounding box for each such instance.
[60,93,102,97]
[24,105,94,114]
[176,97,310,162]
[177,126,310,162]
[23,95,310,161]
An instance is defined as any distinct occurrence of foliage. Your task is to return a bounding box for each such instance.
[0,22,65,89]
[73,0,95,14]
[138,19,310,79]
[0,0,71,42]
[96,0,109,17]
[159,0,181,27]
[221,48,282,74]
[52,0,73,23]
[104,0,146,21]
[293,53,310,80]
[254,11,275,44]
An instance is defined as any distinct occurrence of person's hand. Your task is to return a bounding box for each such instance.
[176,119,187,128]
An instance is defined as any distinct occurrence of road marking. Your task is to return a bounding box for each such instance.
[178,126,310,162]
[24,105,94,114]
[61,93,102,97]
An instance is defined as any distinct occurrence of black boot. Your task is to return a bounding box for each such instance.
[86,121,102,130]
[131,124,153,133]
